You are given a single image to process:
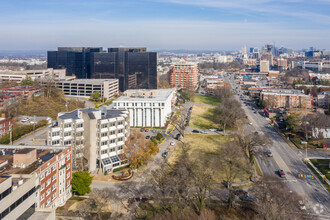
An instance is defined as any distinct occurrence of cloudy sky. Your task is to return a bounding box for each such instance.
[1,0,330,50]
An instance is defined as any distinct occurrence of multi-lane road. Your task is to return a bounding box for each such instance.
[226,75,330,219]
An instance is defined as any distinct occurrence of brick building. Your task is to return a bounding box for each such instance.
[260,89,312,109]
[0,114,11,137]
[168,60,198,89]
[0,145,72,211]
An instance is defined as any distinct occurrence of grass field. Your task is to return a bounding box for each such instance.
[189,105,219,129]
[168,134,250,183]
[192,94,220,105]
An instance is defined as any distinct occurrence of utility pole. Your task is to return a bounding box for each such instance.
[32,115,36,141]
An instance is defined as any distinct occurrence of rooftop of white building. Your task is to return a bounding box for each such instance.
[114,89,175,102]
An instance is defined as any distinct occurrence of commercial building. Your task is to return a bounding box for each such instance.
[112,89,175,128]
[47,108,130,173]
[168,60,198,89]
[41,78,119,100]
[204,76,224,90]
[260,60,270,72]
[317,91,330,108]
[47,47,158,91]
[260,89,312,109]
[0,68,65,83]
[0,145,72,219]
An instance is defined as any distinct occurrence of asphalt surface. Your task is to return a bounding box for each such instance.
[226,74,330,219]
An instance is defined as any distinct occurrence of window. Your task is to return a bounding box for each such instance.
[67,163,70,170]
[46,188,51,196]
[40,172,45,180]
[110,147,116,152]
[118,137,123,142]
[52,165,56,172]
[67,181,70,187]
[64,141,71,145]
[52,174,56,181]
[52,140,59,145]
[66,155,70,161]
[110,139,116,144]
[67,172,70,179]
[101,132,107,137]
[52,131,60,136]
[64,123,71,128]
[41,183,45,191]
[101,149,107,154]
[77,123,83,128]
[52,184,56,191]
[40,193,45,201]
[118,145,123,150]
[101,123,108,128]
[52,193,56,200]
[110,130,116,135]
[64,132,71,137]
[46,179,51,187]
[46,198,51,206]
[46,169,51,176]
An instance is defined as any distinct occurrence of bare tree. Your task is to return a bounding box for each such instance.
[249,176,304,220]
[218,141,252,208]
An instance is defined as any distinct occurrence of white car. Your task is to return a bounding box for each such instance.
[248,122,252,125]
[21,118,30,123]
[170,141,175,146]
[209,129,216,132]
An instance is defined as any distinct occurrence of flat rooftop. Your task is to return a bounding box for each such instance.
[115,89,175,102]
[0,148,63,175]
[58,108,126,120]
[57,79,118,84]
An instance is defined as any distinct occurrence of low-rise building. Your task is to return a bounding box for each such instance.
[0,145,72,218]
[0,68,65,82]
[1,86,42,97]
[48,108,130,173]
[112,89,175,127]
[260,89,312,109]
[0,114,11,137]
[317,91,330,108]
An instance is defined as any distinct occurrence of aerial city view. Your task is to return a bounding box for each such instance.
[0,0,329,220]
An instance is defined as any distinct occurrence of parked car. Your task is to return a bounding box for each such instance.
[298,200,306,210]
[170,141,175,146]
[239,195,254,202]
[140,128,145,132]
[152,129,157,133]
[146,136,150,139]
[248,122,252,125]
[209,129,216,132]
[192,129,200,133]
[266,150,273,157]
[200,130,209,134]
[279,170,285,178]
[21,118,30,123]
[216,128,223,132]
[234,189,248,197]
[176,134,181,140]
[162,152,168,157]
[145,129,149,132]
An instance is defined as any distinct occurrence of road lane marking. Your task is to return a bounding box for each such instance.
[278,155,293,174]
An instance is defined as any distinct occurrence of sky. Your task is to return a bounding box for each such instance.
[1,0,330,50]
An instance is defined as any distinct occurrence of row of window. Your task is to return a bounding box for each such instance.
[115,102,165,107]
[100,145,123,155]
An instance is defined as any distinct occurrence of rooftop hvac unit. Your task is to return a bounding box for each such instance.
[12,185,17,191]
[18,179,24,185]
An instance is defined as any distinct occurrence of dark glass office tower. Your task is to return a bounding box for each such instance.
[90,47,157,91]
[48,47,157,91]
[47,47,103,78]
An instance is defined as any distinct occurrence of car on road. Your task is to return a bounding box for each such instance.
[162,152,168,157]
[170,141,175,146]
[278,170,285,178]
[248,122,252,125]
[21,118,30,123]
[209,129,216,132]
[192,129,200,133]
[176,134,181,140]
[216,128,223,132]
[266,150,273,157]
[254,111,257,114]
[145,136,150,139]
[200,130,209,134]
[239,195,254,202]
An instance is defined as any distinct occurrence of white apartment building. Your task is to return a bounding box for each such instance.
[112,89,175,127]
[0,68,65,82]
[47,108,130,173]
[260,60,270,72]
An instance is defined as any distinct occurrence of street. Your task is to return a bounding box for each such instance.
[226,74,330,219]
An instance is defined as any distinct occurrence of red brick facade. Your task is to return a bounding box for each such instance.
[169,61,198,89]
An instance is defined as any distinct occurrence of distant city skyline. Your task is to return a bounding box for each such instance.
[1,0,330,50]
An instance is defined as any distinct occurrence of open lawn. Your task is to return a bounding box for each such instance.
[189,105,219,129]
[168,134,250,183]
[192,94,221,105]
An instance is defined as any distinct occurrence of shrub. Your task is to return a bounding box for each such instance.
[156,132,163,141]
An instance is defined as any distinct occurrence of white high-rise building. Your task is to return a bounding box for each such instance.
[112,89,176,128]
[48,107,130,173]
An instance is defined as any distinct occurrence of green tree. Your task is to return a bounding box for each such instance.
[21,76,35,86]
[156,132,163,141]
[90,91,101,102]
[286,111,301,132]
[71,171,93,195]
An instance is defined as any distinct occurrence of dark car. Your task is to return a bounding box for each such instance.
[162,152,168,157]
[239,195,254,202]
[146,136,150,139]
[192,129,200,133]
[234,189,248,197]
[217,128,223,132]
[279,170,285,178]
[140,128,145,132]
[176,134,181,140]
